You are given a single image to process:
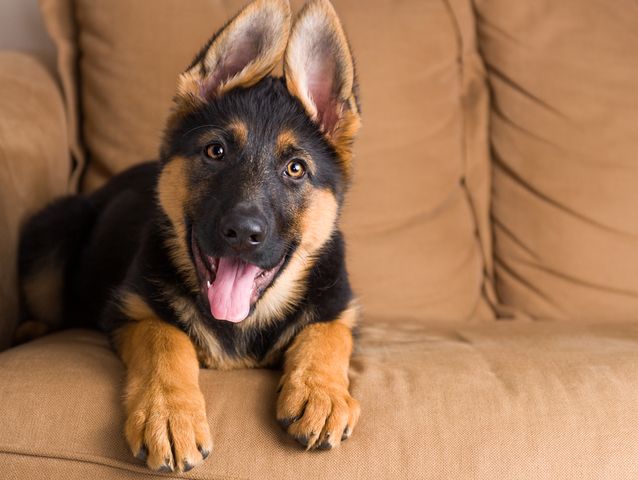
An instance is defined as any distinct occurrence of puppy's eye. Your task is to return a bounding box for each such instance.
[285,160,306,179]
[205,143,225,160]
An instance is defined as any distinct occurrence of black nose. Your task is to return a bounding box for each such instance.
[220,213,267,252]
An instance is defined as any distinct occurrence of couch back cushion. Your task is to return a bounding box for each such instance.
[0,53,70,349]
[40,0,494,322]
[476,0,638,321]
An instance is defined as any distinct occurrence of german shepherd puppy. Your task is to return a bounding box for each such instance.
[15,0,361,473]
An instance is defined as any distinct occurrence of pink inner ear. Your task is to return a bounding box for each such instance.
[200,71,224,98]
[306,55,339,132]
[200,31,263,99]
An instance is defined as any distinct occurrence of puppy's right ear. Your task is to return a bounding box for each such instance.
[177,0,291,104]
[283,0,360,173]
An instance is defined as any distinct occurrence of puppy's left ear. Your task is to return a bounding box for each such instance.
[284,0,361,167]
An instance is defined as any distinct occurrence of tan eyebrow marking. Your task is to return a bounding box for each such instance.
[228,119,248,147]
[276,129,298,156]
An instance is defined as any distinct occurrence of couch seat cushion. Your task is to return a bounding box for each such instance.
[2,320,638,479]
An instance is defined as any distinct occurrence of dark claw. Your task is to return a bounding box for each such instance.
[135,446,148,462]
[317,440,332,450]
[277,416,299,429]
[295,435,310,447]
[317,432,332,450]
[156,457,173,472]
[198,445,211,459]
[183,461,195,472]
[341,426,351,442]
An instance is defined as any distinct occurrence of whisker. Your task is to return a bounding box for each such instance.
[180,124,217,139]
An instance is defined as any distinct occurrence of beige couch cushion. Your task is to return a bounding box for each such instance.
[3,322,638,479]
[476,0,638,321]
[39,0,494,322]
[0,52,70,350]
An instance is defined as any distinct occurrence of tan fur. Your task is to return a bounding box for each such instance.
[176,73,205,105]
[22,260,64,327]
[157,156,199,292]
[295,188,340,253]
[116,293,212,473]
[260,309,316,366]
[228,119,249,147]
[335,300,359,329]
[330,105,361,178]
[276,304,360,450]
[276,129,298,155]
[283,0,361,176]
[119,292,155,323]
[177,0,290,101]
[242,188,338,329]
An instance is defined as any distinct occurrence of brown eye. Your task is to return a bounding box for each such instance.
[205,143,224,160]
[285,160,306,179]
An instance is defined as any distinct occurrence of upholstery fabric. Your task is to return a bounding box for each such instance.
[3,321,638,479]
[0,52,69,350]
[476,0,638,321]
[39,0,494,322]
[38,0,83,190]
[7,0,638,478]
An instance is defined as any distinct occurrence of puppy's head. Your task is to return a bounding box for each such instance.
[158,0,360,324]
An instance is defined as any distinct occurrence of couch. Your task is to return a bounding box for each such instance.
[1,0,638,478]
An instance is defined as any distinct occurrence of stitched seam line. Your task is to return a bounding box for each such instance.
[0,446,248,480]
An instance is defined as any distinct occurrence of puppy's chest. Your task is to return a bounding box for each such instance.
[179,307,304,371]
[169,293,305,369]
[195,341,272,370]
[189,319,295,370]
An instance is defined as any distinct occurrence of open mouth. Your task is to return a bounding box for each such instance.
[191,234,285,323]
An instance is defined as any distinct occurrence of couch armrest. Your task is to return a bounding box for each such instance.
[0,51,70,350]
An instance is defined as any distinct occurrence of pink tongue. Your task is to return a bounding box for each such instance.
[208,257,261,322]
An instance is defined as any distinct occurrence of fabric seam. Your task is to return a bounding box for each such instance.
[441,0,498,319]
[0,446,248,480]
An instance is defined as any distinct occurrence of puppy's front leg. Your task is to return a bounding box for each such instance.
[277,310,360,450]
[115,314,212,472]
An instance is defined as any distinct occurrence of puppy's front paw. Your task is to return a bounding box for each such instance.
[276,372,360,450]
[125,382,212,472]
